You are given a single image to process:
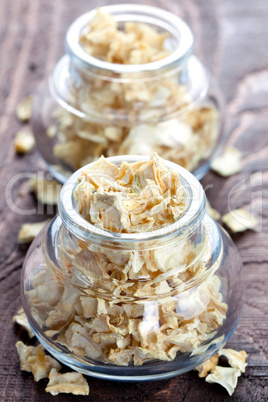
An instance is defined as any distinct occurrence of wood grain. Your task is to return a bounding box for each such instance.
[0,0,267,401]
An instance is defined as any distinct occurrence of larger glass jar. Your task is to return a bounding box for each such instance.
[32,4,224,183]
[21,155,243,381]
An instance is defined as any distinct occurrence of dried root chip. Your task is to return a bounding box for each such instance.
[13,129,35,154]
[195,354,219,377]
[219,349,248,373]
[13,308,35,338]
[205,366,241,396]
[206,200,221,221]
[16,95,33,122]
[211,146,242,177]
[222,208,258,232]
[16,342,61,381]
[46,125,57,138]
[29,176,62,205]
[18,220,50,244]
[45,368,89,396]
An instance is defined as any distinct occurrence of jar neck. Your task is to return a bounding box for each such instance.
[48,6,214,126]
[49,5,201,126]
[65,4,194,78]
[58,155,206,250]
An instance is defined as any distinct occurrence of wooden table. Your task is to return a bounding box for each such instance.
[0,0,267,400]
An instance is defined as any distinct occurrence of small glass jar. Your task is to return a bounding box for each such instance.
[32,4,224,183]
[21,155,243,381]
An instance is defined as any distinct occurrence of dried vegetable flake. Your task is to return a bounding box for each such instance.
[16,95,33,122]
[16,342,61,381]
[29,176,62,205]
[222,208,258,232]
[18,220,50,244]
[195,348,248,396]
[211,146,242,177]
[13,308,34,338]
[45,368,89,396]
[14,129,35,154]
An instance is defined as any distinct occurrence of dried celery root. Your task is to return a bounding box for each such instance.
[195,348,248,396]
[45,369,89,396]
[16,342,61,381]
[222,208,258,232]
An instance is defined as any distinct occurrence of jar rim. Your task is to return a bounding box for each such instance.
[65,4,194,75]
[58,155,206,245]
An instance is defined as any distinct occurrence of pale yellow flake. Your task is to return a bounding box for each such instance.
[14,129,35,154]
[195,354,219,377]
[103,126,123,142]
[211,146,242,177]
[18,220,50,244]
[64,322,102,359]
[45,368,89,396]
[222,208,258,232]
[16,342,61,381]
[205,366,241,396]
[219,349,248,373]
[46,125,57,138]
[13,308,34,338]
[29,176,62,205]
[108,348,133,366]
[134,346,170,366]
[16,95,33,122]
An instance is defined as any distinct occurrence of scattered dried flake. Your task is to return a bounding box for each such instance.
[211,146,242,177]
[16,341,61,381]
[45,368,89,396]
[16,95,33,122]
[205,366,241,396]
[195,354,219,377]
[13,129,35,154]
[46,125,57,138]
[18,220,50,244]
[29,176,62,205]
[206,199,221,221]
[222,208,258,232]
[219,349,248,373]
[13,308,35,338]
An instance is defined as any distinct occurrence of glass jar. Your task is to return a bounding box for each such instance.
[21,155,243,381]
[32,4,224,183]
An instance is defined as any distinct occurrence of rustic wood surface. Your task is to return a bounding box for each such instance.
[0,0,267,401]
